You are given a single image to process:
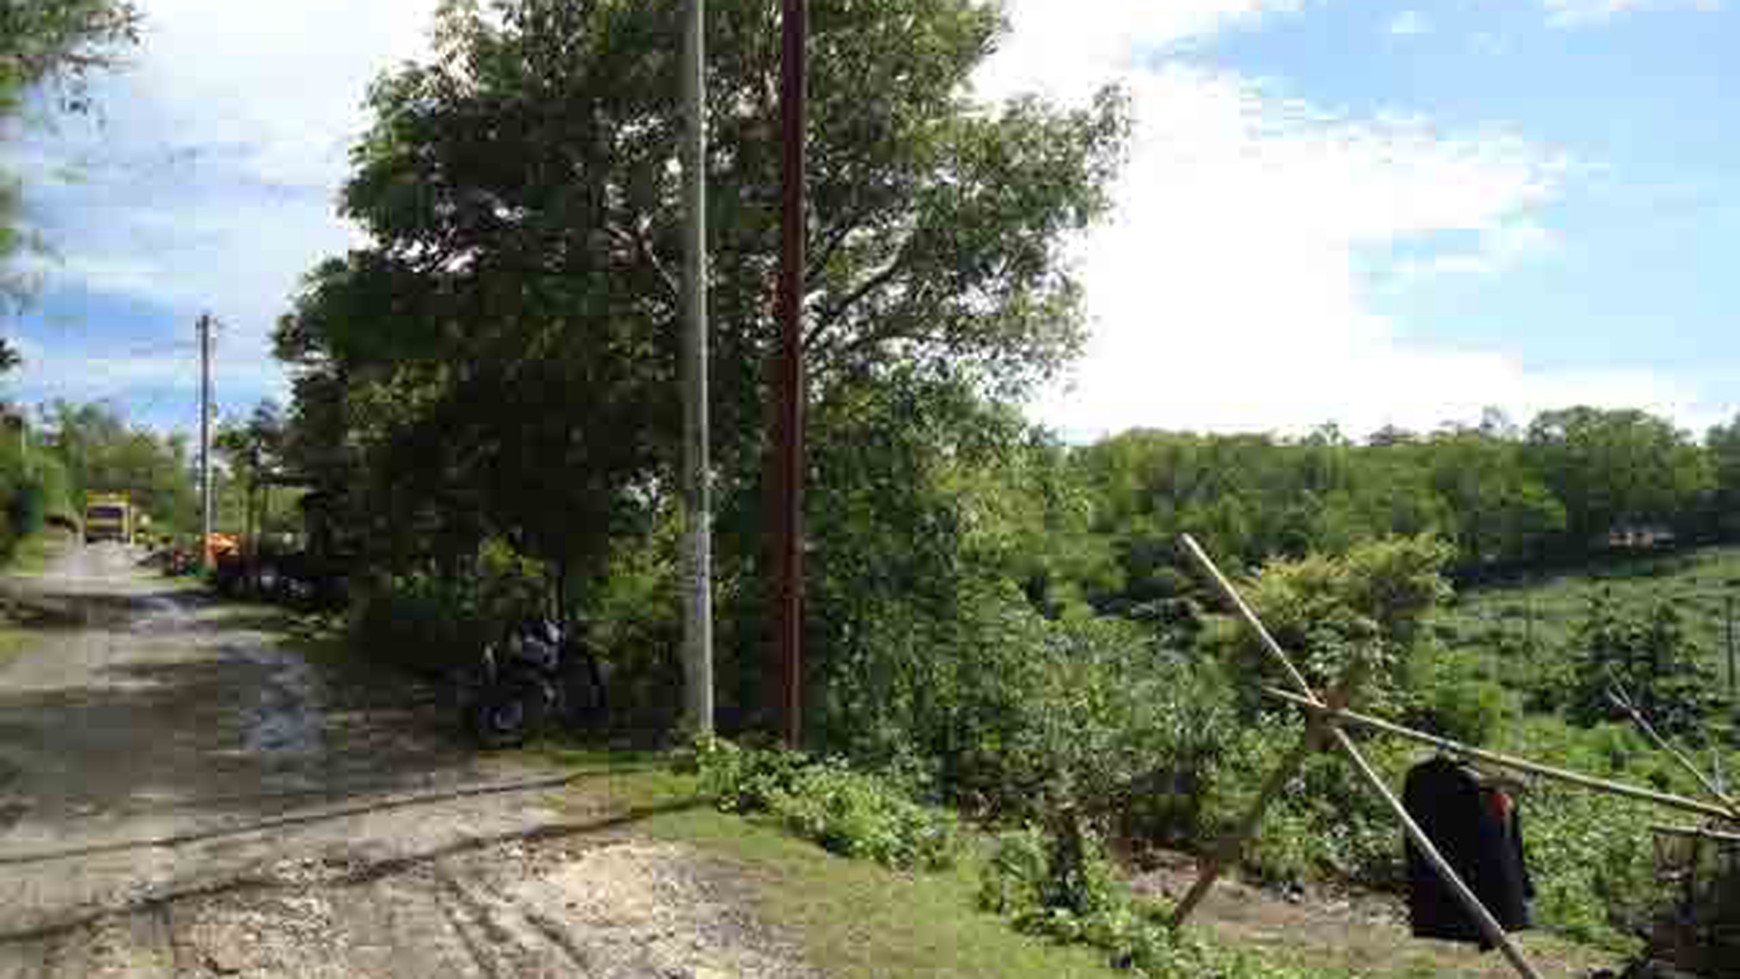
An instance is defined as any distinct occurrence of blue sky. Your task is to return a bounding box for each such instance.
[1,0,1735,438]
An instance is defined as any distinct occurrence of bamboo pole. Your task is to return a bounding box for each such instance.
[1607,685,1739,818]
[1170,733,1315,928]
[1266,686,1740,825]
[1179,536,1553,977]
[1327,726,1544,979]
[1652,823,1740,845]
[1182,534,1318,699]
[1171,659,1368,929]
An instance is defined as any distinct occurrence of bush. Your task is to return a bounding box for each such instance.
[1217,535,1453,718]
[694,739,960,871]
[978,824,1338,979]
[1409,675,1507,746]
[1197,718,1413,889]
[920,581,1235,844]
[348,572,486,674]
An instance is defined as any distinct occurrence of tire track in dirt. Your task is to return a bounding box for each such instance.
[0,544,818,979]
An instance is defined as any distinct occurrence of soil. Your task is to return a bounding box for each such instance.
[1132,835,1627,977]
[0,541,817,979]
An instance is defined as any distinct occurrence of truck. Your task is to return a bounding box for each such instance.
[84,493,135,544]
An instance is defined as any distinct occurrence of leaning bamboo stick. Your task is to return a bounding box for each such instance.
[1328,726,1544,979]
[1170,732,1316,929]
[1181,534,1318,700]
[1651,823,1740,845]
[1607,685,1740,818]
[1171,658,1370,930]
[1265,686,1740,824]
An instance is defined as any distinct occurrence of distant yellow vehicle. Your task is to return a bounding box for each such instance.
[84,493,135,544]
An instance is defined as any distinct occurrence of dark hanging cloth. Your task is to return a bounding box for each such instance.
[1403,757,1534,947]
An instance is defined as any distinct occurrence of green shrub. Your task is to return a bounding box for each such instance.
[978,824,1343,979]
[1410,676,1507,746]
[348,572,486,674]
[694,739,959,871]
[346,538,549,674]
[919,581,1235,843]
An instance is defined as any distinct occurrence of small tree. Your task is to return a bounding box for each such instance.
[1567,590,1717,737]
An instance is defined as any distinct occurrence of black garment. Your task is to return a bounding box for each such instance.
[1402,757,1535,946]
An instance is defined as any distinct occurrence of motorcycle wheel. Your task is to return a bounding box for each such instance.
[469,678,550,749]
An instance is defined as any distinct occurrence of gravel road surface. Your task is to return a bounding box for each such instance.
[0,542,811,979]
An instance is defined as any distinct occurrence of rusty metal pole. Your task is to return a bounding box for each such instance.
[774,0,809,749]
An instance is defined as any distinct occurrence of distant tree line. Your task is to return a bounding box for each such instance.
[1072,406,1736,611]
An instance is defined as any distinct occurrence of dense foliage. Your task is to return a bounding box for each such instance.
[251,0,1740,961]
[38,400,197,531]
[695,738,960,871]
[273,0,1128,722]
[1076,408,1735,604]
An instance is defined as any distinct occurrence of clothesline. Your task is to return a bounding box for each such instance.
[1172,533,1740,979]
[1262,686,1740,825]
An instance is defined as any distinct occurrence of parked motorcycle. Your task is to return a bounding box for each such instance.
[463,617,608,749]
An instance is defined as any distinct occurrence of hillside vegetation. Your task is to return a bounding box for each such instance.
[186,0,1740,972]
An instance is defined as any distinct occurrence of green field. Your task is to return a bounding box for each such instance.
[1439,544,1740,693]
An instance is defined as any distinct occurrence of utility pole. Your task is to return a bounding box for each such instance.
[197,314,214,567]
[773,0,808,749]
[680,0,715,738]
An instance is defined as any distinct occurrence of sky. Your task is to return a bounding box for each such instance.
[0,0,1735,441]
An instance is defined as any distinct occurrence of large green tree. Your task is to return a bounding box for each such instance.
[40,400,195,529]
[1524,407,1714,550]
[276,0,1127,582]
[1708,414,1740,540]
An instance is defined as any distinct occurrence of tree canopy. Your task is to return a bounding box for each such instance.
[276,0,1128,586]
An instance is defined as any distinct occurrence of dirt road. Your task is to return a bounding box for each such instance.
[0,542,813,978]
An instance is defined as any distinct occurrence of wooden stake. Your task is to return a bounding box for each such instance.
[1170,733,1314,929]
[1171,658,1367,929]
[1653,823,1740,845]
[1181,535,1547,979]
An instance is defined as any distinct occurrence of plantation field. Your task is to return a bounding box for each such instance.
[1440,544,1740,691]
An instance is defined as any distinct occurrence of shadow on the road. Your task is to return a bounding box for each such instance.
[0,591,150,631]
[0,766,663,868]
[0,792,706,946]
[0,617,488,825]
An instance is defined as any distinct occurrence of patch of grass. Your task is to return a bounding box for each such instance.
[556,756,1350,979]
[542,756,1123,978]
[0,627,29,670]
[643,791,1129,979]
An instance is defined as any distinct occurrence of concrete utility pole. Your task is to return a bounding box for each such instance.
[197,313,214,566]
[773,0,808,749]
[680,0,715,737]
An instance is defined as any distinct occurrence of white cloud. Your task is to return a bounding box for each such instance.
[121,0,439,190]
[980,1,1725,437]
[9,0,441,413]
[1542,0,1722,27]
[1387,10,1432,36]
[7,330,287,424]
[977,0,1307,100]
[1388,219,1559,287]
[12,0,1730,437]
